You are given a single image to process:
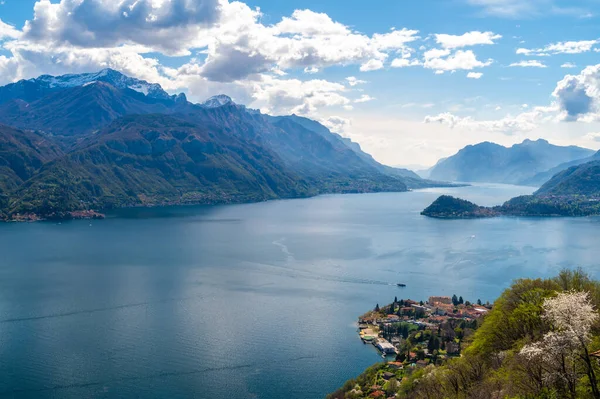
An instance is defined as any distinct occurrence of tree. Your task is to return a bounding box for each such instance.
[375,303,380,312]
[394,296,398,303]
[428,336,440,352]
[520,291,599,398]
[388,303,395,314]
[452,294,459,306]
[459,296,464,305]
[477,299,482,306]
[465,300,471,306]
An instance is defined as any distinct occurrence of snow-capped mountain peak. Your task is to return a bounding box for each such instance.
[29,69,176,101]
[202,94,234,108]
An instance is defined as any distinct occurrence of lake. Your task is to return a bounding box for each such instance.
[2,184,600,398]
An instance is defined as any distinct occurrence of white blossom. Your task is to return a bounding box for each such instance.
[542,291,597,343]
[519,291,598,390]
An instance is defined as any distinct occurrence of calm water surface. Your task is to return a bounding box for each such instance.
[2,184,600,398]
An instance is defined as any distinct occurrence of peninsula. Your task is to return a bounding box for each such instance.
[422,159,600,219]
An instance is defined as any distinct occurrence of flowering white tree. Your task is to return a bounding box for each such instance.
[520,291,599,398]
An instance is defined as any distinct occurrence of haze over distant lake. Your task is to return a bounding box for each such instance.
[3,184,600,398]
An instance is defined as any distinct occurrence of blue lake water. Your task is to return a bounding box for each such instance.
[2,184,600,398]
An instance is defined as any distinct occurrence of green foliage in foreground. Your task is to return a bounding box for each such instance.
[330,268,600,398]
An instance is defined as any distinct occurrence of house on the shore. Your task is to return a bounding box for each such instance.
[376,339,397,354]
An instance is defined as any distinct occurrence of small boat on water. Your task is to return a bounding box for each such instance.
[397,283,406,287]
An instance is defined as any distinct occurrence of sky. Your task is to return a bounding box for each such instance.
[1,1,600,167]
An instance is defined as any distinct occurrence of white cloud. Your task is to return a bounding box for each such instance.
[247,74,351,115]
[8,1,422,85]
[360,59,384,72]
[0,19,20,40]
[354,94,375,103]
[509,60,547,68]
[22,0,221,55]
[390,58,420,68]
[424,105,557,133]
[552,64,600,122]
[423,50,493,72]
[434,31,501,49]
[345,76,366,86]
[423,48,451,60]
[561,62,577,68]
[466,0,593,18]
[467,72,483,79]
[401,103,435,108]
[320,115,352,133]
[466,0,540,17]
[304,66,319,74]
[173,65,353,116]
[275,8,351,36]
[517,40,598,56]
[371,29,421,50]
[583,132,600,141]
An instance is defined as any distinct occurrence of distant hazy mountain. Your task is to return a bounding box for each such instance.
[429,139,594,185]
[0,69,457,220]
[270,114,445,188]
[521,150,600,186]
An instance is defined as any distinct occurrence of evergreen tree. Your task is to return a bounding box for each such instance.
[458,296,464,305]
[477,299,482,306]
[375,303,380,312]
[452,294,458,306]
[394,296,398,303]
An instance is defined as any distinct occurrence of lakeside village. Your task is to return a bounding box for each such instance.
[351,294,491,396]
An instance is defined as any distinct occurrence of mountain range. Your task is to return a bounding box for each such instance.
[0,69,450,220]
[428,139,595,186]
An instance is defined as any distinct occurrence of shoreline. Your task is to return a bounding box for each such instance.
[3,185,468,223]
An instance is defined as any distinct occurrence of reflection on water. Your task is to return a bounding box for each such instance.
[1,184,600,398]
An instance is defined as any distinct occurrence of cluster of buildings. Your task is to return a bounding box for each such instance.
[358,295,490,357]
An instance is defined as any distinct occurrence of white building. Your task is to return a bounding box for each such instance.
[376,340,397,354]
